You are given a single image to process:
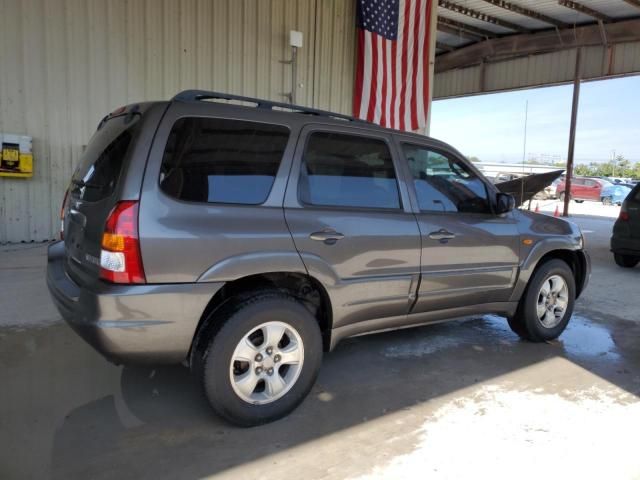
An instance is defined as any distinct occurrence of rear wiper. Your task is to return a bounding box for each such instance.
[71,179,106,190]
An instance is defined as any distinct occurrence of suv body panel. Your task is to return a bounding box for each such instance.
[283,124,421,330]
[611,183,640,256]
[391,133,521,312]
[47,95,591,365]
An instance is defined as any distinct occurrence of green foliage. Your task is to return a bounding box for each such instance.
[572,155,638,179]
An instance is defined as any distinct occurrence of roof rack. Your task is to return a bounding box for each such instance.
[172,90,365,123]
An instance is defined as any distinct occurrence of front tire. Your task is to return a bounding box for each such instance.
[614,253,639,268]
[193,291,323,426]
[509,259,576,342]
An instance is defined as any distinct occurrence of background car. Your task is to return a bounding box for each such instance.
[611,182,640,268]
[600,184,631,205]
[557,177,612,203]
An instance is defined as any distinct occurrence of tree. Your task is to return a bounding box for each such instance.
[467,156,480,163]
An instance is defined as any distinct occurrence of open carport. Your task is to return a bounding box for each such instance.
[1,1,640,479]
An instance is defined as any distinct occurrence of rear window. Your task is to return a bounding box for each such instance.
[71,115,138,202]
[160,117,290,204]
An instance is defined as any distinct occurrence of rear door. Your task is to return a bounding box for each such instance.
[583,179,600,201]
[284,125,421,330]
[63,111,143,284]
[572,178,586,199]
[395,138,520,312]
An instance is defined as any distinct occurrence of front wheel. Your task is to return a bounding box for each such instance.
[193,291,323,426]
[602,196,613,206]
[614,253,639,268]
[508,259,576,342]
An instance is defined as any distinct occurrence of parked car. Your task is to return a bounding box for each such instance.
[611,182,640,268]
[47,90,590,426]
[600,184,631,206]
[557,177,612,203]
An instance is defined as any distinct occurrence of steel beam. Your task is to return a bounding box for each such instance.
[437,16,497,39]
[436,41,456,52]
[481,0,570,28]
[439,0,529,32]
[435,18,640,72]
[437,21,484,40]
[557,0,613,22]
[563,48,582,218]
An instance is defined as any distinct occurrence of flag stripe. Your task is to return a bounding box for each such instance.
[355,0,432,132]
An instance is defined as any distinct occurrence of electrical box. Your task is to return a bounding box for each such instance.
[0,133,33,178]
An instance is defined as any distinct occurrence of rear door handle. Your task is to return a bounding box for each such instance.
[428,229,456,241]
[310,229,345,245]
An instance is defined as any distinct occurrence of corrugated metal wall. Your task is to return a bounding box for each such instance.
[433,41,640,99]
[0,0,357,242]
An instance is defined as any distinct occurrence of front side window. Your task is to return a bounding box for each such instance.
[299,132,401,209]
[160,117,289,204]
[402,144,490,214]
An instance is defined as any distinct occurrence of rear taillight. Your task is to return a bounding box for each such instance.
[99,201,146,284]
[619,201,629,221]
[60,189,69,240]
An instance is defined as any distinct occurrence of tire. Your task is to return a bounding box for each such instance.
[613,253,640,268]
[193,291,323,427]
[575,199,584,203]
[602,196,613,206]
[509,259,576,342]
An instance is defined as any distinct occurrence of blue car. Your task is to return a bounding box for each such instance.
[601,184,631,205]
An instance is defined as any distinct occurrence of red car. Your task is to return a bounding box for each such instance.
[557,177,612,203]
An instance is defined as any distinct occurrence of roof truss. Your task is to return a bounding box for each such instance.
[437,16,498,39]
[438,0,529,32]
[480,0,570,28]
[557,0,613,22]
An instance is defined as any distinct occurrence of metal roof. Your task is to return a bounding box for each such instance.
[435,0,640,70]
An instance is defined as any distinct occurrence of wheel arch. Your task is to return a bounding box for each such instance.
[188,272,333,367]
[512,248,588,302]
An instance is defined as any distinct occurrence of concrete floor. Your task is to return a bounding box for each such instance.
[1,210,639,479]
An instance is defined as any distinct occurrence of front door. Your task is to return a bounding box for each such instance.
[284,126,421,330]
[395,139,520,313]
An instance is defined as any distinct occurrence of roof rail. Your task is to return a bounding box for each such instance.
[172,90,365,123]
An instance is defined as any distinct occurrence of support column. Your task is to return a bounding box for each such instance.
[563,47,582,217]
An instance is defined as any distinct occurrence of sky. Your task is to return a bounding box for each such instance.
[430,75,640,165]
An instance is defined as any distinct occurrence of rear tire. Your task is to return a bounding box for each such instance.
[193,291,323,427]
[575,199,584,203]
[613,253,639,268]
[509,259,576,342]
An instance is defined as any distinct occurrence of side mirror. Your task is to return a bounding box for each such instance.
[496,192,516,214]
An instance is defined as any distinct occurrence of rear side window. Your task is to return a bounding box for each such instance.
[299,132,400,209]
[71,116,138,202]
[160,117,289,204]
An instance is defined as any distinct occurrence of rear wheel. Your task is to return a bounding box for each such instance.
[575,199,584,203]
[509,259,575,342]
[193,291,323,426]
[613,253,639,268]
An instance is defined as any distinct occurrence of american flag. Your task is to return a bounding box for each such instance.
[354,0,434,131]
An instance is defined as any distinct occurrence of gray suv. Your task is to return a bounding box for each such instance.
[47,91,590,426]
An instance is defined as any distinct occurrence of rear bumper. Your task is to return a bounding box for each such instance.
[46,241,224,364]
[611,236,640,256]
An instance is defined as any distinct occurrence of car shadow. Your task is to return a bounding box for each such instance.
[48,313,640,480]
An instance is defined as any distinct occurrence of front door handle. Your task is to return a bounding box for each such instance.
[428,229,456,241]
[310,229,345,245]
